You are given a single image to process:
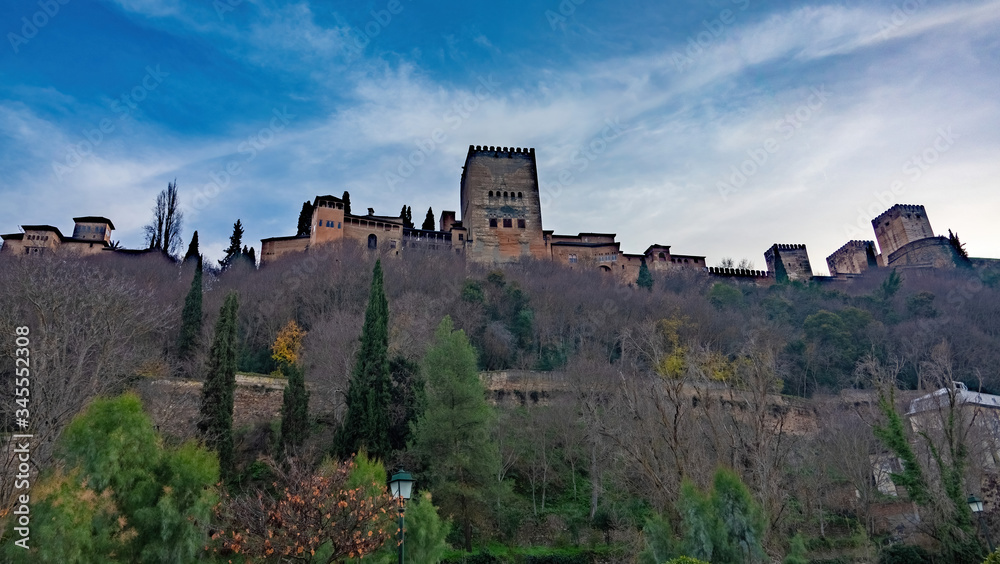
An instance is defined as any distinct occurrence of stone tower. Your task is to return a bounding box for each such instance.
[826,240,877,276]
[460,145,547,263]
[764,244,813,281]
[871,204,934,260]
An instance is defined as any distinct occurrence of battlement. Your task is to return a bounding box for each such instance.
[832,240,875,253]
[707,267,771,278]
[771,243,807,250]
[468,145,535,156]
[872,204,926,225]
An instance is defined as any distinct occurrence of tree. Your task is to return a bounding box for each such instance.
[388,355,423,452]
[176,256,203,358]
[241,244,256,267]
[422,207,435,230]
[406,205,413,229]
[411,316,498,551]
[637,260,654,290]
[213,457,394,563]
[274,321,310,456]
[343,190,352,215]
[712,467,767,563]
[401,492,452,564]
[199,291,240,479]
[297,200,315,236]
[184,230,200,262]
[219,219,245,270]
[7,394,218,563]
[949,229,970,262]
[143,179,183,257]
[333,259,393,461]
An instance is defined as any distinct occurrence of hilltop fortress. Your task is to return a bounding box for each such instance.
[259,145,985,283]
[3,145,992,280]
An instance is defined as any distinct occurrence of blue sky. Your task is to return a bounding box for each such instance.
[2,0,999,273]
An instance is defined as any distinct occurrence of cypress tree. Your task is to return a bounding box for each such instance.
[278,360,310,457]
[400,205,409,225]
[198,291,240,479]
[177,256,203,358]
[333,260,392,461]
[342,190,352,215]
[422,207,435,230]
[184,230,200,262]
[637,260,653,290]
[296,201,314,236]
[406,206,413,228]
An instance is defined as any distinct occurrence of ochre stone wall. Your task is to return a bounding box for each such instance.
[887,236,960,269]
[826,240,876,276]
[461,146,547,263]
[765,244,813,281]
[872,204,934,259]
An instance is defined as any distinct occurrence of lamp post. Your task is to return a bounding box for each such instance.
[389,470,415,564]
[969,494,995,553]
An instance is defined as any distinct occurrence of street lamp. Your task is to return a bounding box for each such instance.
[969,494,995,553]
[389,470,415,564]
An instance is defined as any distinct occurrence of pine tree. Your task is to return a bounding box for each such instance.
[422,207,435,230]
[184,230,200,262]
[332,260,392,461]
[219,219,244,270]
[637,260,654,290]
[342,191,352,215]
[296,201,314,236]
[177,256,203,358]
[411,316,498,551]
[198,291,240,479]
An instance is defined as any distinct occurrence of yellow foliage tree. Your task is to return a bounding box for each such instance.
[272,320,306,368]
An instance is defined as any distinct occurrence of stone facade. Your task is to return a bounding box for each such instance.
[826,240,877,276]
[871,204,934,263]
[765,244,813,281]
[0,217,115,257]
[460,146,548,263]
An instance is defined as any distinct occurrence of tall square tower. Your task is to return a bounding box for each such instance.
[460,145,547,263]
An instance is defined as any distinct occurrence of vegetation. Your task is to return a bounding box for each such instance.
[143,179,183,257]
[198,291,240,479]
[4,241,1000,562]
[333,259,393,461]
[177,256,203,358]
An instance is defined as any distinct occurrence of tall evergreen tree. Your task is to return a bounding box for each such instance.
[411,316,498,551]
[177,256,203,358]
[219,219,244,270]
[184,230,200,262]
[422,207,435,230]
[637,260,654,290]
[278,361,310,457]
[342,190,352,215]
[296,201,314,236]
[333,260,392,461]
[405,205,413,228]
[198,291,240,479]
[400,205,409,225]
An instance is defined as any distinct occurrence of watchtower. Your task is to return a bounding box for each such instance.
[460,146,546,263]
[764,244,813,281]
[871,204,934,259]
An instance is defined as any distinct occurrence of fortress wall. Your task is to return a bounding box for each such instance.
[826,240,876,276]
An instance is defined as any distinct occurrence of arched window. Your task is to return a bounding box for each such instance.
[367,234,377,249]
[503,192,508,198]
[517,192,523,198]
[658,252,666,260]
[489,191,493,197]
[599,265,611,272]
